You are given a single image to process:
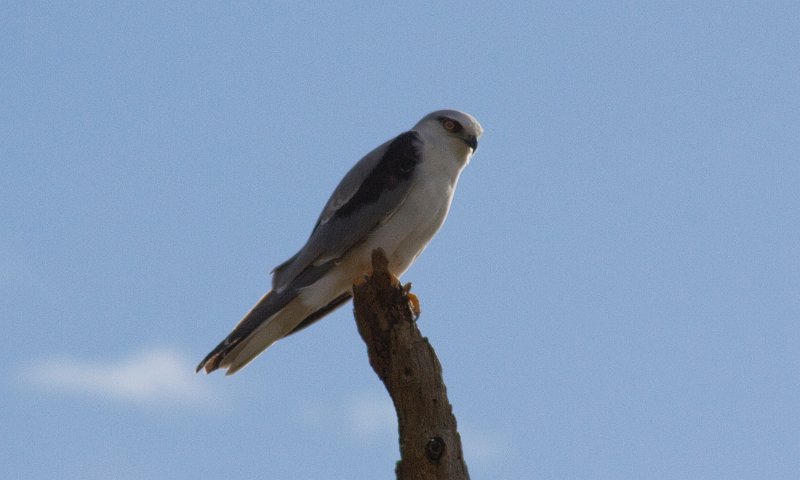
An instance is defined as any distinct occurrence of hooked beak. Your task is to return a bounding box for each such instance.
[462,135,478,151]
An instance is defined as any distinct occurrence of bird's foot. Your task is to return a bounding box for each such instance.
[403,283,421,319]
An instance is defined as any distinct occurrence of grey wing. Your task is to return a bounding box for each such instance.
[271,130,422,290]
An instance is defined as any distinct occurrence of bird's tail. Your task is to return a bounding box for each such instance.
[196,290,311,375]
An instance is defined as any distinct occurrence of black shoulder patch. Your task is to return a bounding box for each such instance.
[334,131,421,217]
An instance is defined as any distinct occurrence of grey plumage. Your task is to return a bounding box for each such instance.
[197,110,483,375]
[271,131,421,292]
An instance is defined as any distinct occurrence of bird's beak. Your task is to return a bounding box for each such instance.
[463,136,478,151]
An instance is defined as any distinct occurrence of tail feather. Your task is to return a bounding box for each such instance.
[285,292,352,337]
[197,274,351,375]
[219,298,311,375]
[196,290,301,374]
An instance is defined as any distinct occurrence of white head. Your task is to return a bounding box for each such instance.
[412,110,484,160]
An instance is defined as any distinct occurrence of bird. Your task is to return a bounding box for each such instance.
[197,110,483,375]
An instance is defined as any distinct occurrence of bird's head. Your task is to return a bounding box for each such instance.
[413,110,484,157]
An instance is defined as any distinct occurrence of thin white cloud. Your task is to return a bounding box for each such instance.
[344,392,511,466]
[22,347,216,406]
[345,390,397,438]
[459,423,510,467]
[293,389,397,439]
[292,388,512,470]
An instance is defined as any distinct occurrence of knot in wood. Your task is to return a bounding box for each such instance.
[425,436,446,463]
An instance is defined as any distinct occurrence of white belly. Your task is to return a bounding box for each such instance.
[369,175,455,276]
[297,171,458,310]
[297,134,469,311]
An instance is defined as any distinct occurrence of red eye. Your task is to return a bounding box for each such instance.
[442,118,462,133]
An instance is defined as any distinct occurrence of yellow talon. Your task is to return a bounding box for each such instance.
[407,292,421,318]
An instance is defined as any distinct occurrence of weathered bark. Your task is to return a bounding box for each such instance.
[352,249,469,480]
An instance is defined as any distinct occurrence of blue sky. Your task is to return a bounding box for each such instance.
[2,2,798,479]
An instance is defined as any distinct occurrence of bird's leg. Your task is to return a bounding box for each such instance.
[402,282,421,319]
[383,268,421,318]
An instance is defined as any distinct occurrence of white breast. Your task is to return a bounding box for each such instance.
[366,139,468,276]
[298,137,471,310]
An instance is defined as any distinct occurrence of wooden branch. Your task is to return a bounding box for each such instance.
[352,249,469,480]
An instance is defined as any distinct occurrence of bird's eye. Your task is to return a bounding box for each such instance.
[441,118,462,133]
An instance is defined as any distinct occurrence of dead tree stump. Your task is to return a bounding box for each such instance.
[352,248,469,480]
